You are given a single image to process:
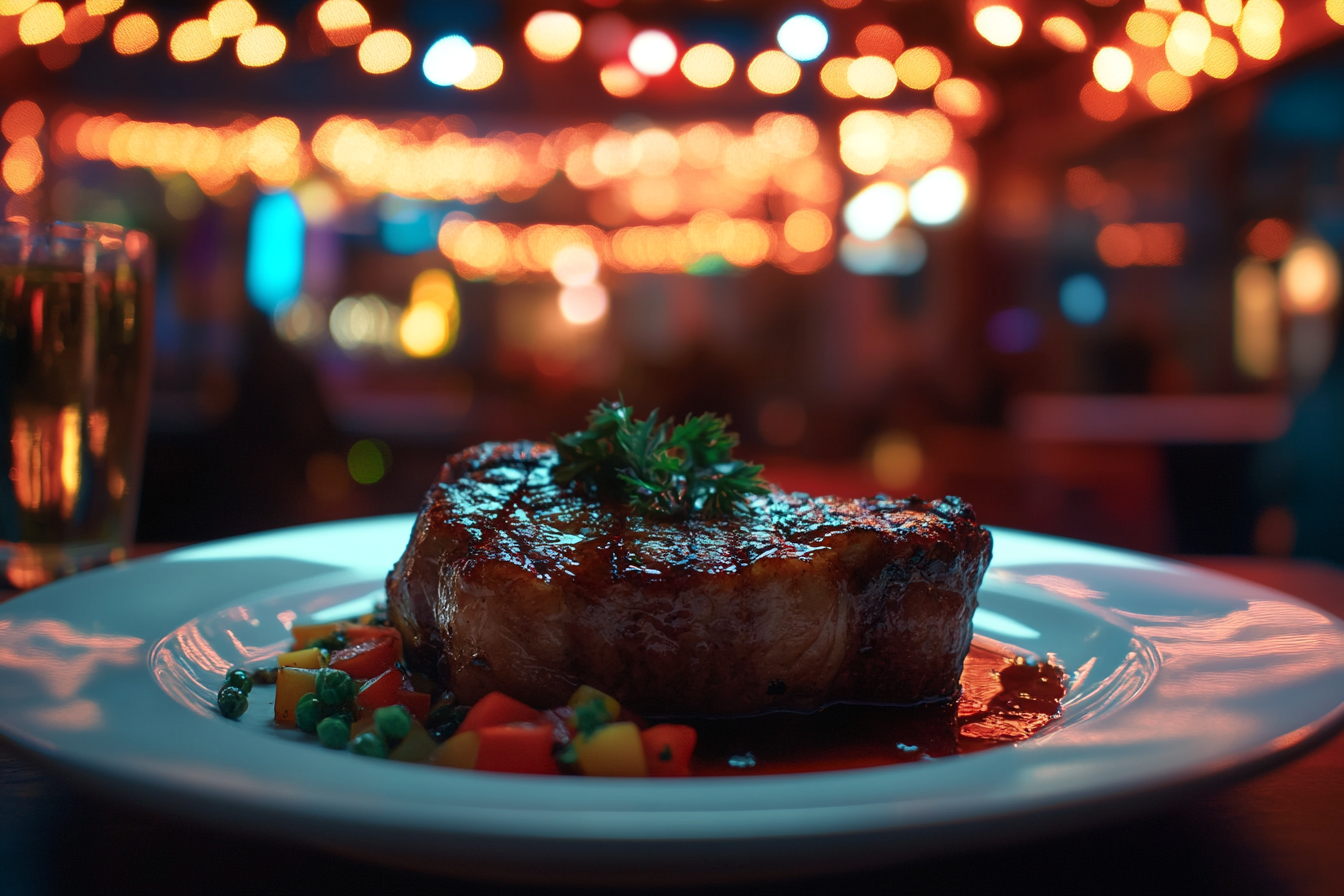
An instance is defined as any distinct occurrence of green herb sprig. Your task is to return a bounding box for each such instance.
[553,399,767,519]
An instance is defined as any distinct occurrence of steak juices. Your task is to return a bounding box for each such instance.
[386,440,993,718]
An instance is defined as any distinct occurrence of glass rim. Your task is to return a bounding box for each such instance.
[1,219,152,260]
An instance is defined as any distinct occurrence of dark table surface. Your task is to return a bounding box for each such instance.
[3,553,1344,895]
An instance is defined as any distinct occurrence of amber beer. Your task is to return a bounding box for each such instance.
[0,222,153,588]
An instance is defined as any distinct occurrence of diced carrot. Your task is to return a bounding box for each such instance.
[396,687,431,722]
[343,624,401,648]
[458,691,542,734]
[274,667,318,726]
[356,667,404,713]
[289,622,345,650]
[329,636,399,679]
[640,724,697,777]
[430,730,479,769]
[475,723,559,775]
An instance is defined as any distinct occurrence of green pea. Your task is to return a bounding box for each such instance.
[314,668,355,706]
[217,686,248,720]
[373,705,412,743]
[349,731,388,758]
[224,669,253,695]
[316,716,351,749]
[295,692,326,733]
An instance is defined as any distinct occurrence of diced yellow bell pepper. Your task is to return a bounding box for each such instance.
[274,667,318,725]
[573,722,647,777]
[277,646,325,669]
[389,722,437,763]
[349,715,377,741]
[289,622,346,650]
[568,685,620,721]
[430,731,479,769]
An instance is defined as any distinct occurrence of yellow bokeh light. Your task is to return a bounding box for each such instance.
[1280,240,1341,315]
[630,177,679,219]
[974,6,1023,48]
[783,209,832,253]
[600,61,646,97]
[237,25,285,67]
[1126,11,1169,47]
[1203,37,1238,78]
[62,5,105,45]
[680,42,734,88]
[1206,0,1243,26]
[1238,0,1283,60]
[2,100,42,141]
[399,302,452,357]
[934,78,983,117]
[358,29,411,74]
[634,127,680,174]
[2,137,42,194]
[524,11,582,62]
[170,19,222,62]
[317,0,370,47]
[894,47,940,90]
[1041,16,1087,52]
[456,46,503,90]
[678,121,730,168]
[558,284,608,325]
[1146,71,1192,111]
[820,57,857,98]
[1329,0,1344,26]
[847,55,897,98]
[112,13,157,55]
[747,50,801,95]
[208,1,256,38]
[18,2,63,45]
[1093,47,1134,92]
[86,0,124,14]
[871,431,922,489]
[1234,258,1278,379]
[1166,11,1211,76]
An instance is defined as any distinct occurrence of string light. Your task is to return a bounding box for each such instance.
[112,13,157,55]
[208,0,256,39]
[524,11,582,62]
[236,25,285,67]
[17,2,63,44]
[747,50,801,95]
[169,19,222,62]
[680,43,734,88]
[974,6,1023,48]
[358,29,411,74]
[317,0,370,47]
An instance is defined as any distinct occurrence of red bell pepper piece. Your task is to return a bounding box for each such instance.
[356,667,404,712]
[458,691,542,734]
[475,723,559,775]
[343,624,401,648]
[396,687,431,722]
[641,724,697,777]
[330,636,399,679]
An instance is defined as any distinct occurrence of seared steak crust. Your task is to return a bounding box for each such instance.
[386,441,992,716]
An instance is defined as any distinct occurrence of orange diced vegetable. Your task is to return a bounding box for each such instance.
[344,624,401,649]
[475,723,559,775]
[396,687,431,722]
[574,721,647,777]
[277,646,324,669]
[289,622,346,649]
[329,636,398,679]
[458,691,541,734]
[274,667,318,725]
[356,667,405,713]
[640,724,697,777]
[431,730,480,769]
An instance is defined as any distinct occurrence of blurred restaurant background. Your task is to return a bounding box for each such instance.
[3,0,1343,560]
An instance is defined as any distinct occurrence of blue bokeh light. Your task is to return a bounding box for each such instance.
[1059,273,1107,325]
[777,15,828,62]
[378,196,442,255]
[245,191,304,315]
[423,35,476,87]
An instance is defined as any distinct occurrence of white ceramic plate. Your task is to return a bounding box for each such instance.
[2,516,1343,884]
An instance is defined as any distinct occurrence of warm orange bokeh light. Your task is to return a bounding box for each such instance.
[1247,218,1293,259]
[746,50,801,95]
[1147,71,1192,111]
[358,29,411,74]
[934,78,983,117]
[855,24,903,60]
[600,61,646,97]
[1066,166,1107,209]
[169,19,222,62]
[1098,222,1185,267]
[86,0,124,13]
[208,0,256,38]
[1203,37,1238,79]
[894,47,941,90]
[1041,16,1087,52]
[783,209,833,253]
[2,100,43,141]
[317,0,370,47]
[236,24,285,67]
[111,12,157,55]
[1238,0,1283,60]
[524,11,582,62]
[847,55,897,98]
[1080,81,1128,121]
[820,57,857,98]
[62,5,104,45]
[680,43,734,88]
[1127,11,1169,47]
[1093,47,1133,92]
[974,6,1023,47]
[456,46,503,90]
[2,137,43,194]
[18,2,63,45]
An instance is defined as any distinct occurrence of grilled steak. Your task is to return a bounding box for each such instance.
[386,441,992,717]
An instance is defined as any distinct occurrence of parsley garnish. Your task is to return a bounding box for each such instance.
[554,399,767,519]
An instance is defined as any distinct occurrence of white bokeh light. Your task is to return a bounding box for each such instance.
[629,30,677,76]
[843,182,907,241]
[777,14,828,62]
[422,35,477,86]
[909,167,968,226]
[559,283,609,325]
[551,244,601,287]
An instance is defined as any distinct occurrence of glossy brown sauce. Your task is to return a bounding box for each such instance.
[682,644,1067,775]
